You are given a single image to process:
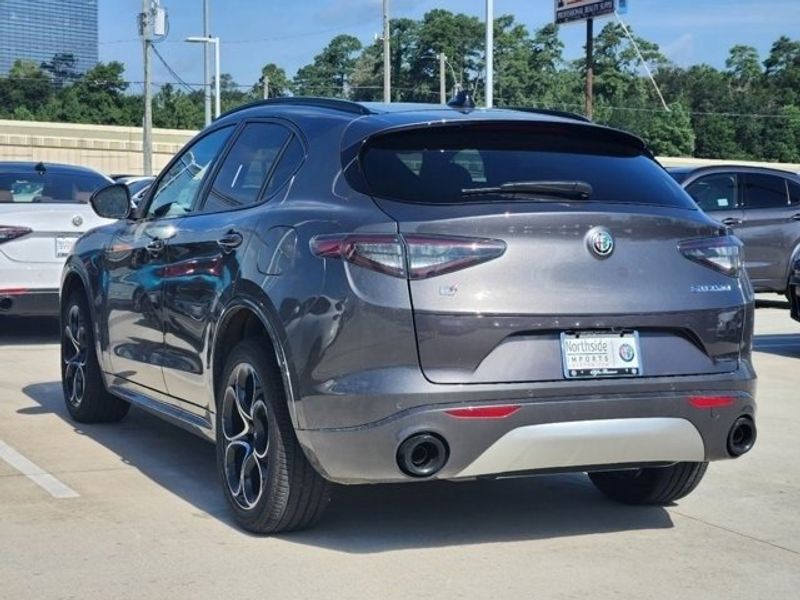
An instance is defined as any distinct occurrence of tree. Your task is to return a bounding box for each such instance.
[726,45,762,89]
[0,60,52,118]
[40,52,79,88]
[153,83,203,129]
[252,63,291,99]
[293,35,362,98]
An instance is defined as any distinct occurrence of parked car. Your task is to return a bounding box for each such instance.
[61,98,757,534]
[115,175,155,208]
[668,165,800,295]
[0,162,113,316]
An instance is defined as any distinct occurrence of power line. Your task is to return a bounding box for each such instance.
[150,45,197,93]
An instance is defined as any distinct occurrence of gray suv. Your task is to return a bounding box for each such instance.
[62,99,757,534]
[669,165,800,295]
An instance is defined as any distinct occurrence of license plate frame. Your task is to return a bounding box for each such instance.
[560,331,643,379]
[55,236,78,258]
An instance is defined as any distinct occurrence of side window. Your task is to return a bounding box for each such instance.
[788,181,800,206]
[685,174,738,212]
[203,122,291,213]
[263,136,305,198]
[742,173,789,209]
[146,126,233,219]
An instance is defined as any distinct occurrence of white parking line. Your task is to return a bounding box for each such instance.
[0,439,79,499]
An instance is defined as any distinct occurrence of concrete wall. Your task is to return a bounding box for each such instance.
[0,119,798,176]
[0,119,195,176]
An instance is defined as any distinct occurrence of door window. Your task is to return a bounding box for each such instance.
[742,173,790,209]
[788,181,800,206]
[145,126,234,219]
[203,122,291,212]
[685,174,738,211]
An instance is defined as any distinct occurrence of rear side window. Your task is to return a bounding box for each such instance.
[263,136,305,198]
[742,173,789,209]
[360,124,695,209]
[685,174,738,211]
[0,171,108,204]
[203,122,291,212]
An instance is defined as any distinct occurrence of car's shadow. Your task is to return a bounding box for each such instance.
[0,316,60,345]
[22,380,674,552]
[754,333,800,359]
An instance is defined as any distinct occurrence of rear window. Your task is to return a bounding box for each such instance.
[361,125,695,209]
[0,171,108,204]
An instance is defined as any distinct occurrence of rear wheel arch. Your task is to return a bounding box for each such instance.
[211,302,299,423]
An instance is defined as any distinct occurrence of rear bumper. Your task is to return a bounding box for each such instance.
[0,289,60,316]
[297,372,756,484]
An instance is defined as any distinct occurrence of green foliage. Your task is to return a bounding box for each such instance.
[0,11,798,162]
[293,35,362,97]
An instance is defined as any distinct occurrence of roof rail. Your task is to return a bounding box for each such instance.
[507,106,591,123]
[218,97,373,119]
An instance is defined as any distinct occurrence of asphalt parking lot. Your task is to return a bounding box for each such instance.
[1,301,799,599]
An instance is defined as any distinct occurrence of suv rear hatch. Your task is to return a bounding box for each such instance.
[353,120,747,384]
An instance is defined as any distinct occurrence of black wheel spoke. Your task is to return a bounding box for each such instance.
[62,304,88,408]
[221,362,270,511]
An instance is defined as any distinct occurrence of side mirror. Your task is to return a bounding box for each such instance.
[90,183,131,219]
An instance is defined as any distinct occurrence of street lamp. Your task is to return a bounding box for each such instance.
[186,36,220,120]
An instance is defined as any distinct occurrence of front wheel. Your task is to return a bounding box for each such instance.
[216,339,330,534]
[589,462,708,505]
[60,291,130,423]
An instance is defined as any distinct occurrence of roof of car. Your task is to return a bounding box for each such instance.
[218,97,590,125]
[214,97,645,155]
[0,161,111,179]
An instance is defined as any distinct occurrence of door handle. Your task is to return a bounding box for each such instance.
[791,214,800,221]
[145,238,165,256]
[217,231,243,252]
[721,217,742,226]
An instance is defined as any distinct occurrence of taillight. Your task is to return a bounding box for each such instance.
[0,226,32,245]
[679,235,742,277]
[310,234,506,279]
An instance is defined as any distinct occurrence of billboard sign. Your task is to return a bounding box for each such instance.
[555,0,616,25]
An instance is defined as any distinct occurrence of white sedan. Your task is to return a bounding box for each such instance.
[0,162,114,316]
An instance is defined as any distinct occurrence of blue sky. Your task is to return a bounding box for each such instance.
[99,0,800,91]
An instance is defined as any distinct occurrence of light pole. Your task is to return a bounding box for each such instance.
[382,0,390,102]
[186,36,220,119]
[485,0,493,108]
[202,0,211,126]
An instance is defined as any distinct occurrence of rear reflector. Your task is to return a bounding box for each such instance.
[0,226,33,245]
[689,395,735,409]
[310,233,506,280]
[0,288,28,296]
[445,405,520,419]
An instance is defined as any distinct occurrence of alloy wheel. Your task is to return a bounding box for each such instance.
[221,362,271,511]
[63,304,88,408]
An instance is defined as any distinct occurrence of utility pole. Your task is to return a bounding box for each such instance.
[382,0,390,102]
[203,0,211,126]
[585,17,594,120]
[439,53,447,104]
[140,0,153,176]
[263,75,269,100]
[485,0,493,108]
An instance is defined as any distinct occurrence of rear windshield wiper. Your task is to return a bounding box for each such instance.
[461,180,593,200]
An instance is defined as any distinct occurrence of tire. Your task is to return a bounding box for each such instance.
[589,462,708,505]
[61,291,130,423]
[216,339,330,534]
